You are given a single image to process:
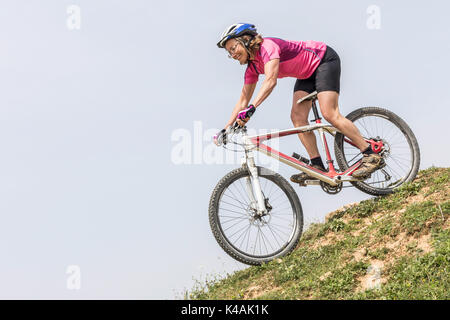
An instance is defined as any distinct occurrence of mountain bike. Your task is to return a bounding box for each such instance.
[209,91,420,265]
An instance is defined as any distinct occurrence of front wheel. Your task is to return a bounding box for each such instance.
[209,166,303,265]
[334,107,420,196]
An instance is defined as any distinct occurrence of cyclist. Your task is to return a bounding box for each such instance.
[214,23,384,181]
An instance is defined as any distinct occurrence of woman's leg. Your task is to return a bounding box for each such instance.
[290,90,328,184]
[317,91,369,151]
[318,91,384,178]
[291,90,321,159]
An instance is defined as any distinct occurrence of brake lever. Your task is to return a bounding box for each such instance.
[219,122,246,148]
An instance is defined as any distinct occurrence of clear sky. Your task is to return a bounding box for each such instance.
[0,0,448,299]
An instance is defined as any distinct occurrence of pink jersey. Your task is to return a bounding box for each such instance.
[244,37,327,84]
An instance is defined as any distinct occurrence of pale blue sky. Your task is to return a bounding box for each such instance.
[0,0,448,299]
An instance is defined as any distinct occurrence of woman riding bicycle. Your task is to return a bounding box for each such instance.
[214,23,384,181]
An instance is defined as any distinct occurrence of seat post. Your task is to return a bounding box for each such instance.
[311,99,322,123]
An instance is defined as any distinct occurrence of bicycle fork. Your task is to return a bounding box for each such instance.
[242,148,268,215]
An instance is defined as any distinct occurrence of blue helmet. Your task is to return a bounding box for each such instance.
[217,23,258,48]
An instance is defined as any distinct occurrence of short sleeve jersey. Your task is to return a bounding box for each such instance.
[244,37,327,84]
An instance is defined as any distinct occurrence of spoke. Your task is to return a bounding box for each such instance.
[234,179,250,207]
[266,223,282,249]
[340,113,417,192]
[268,221,293,230]
[219,209,247,219]
[219,213,248,222]
[388,156,409,176]
[375,117,379,137]
[222,191,247,210]
[271,214,294,222]
[219,214,248,219]
[269,223,292,238]
[383,122,397,140]
[270,212,295,217]
[269,192,288,206]
[222,217,247,233]
[220,200,248,212]
[385,163,403,180]
[236,224,252,248]
[253,227,261,255]
[389,155,412,164]
[359,117,371,137]
[259,226,271,254]
[389,144,411,149]
[268,198,291,210]
[271,205,293,212]
[220,217,248,225]
[365,179,396,186]
[226,221,251,238]
[245,224,252,253]
[266,180,276,199]
[267,188,283,204]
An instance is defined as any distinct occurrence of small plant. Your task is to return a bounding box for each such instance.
[319,262,369,299]
[378,219,393,237]
[368,247,390,260]
[406,240,418,252]
[329,219,347,232]
[349,199,378,218]
[396,181,423,197]
[401,201,439,234]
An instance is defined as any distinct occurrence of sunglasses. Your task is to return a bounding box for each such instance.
[227,42,240,58]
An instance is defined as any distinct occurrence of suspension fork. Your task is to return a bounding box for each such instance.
[242,148,267,215]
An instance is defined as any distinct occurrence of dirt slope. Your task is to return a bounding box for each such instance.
[189,167,450,300]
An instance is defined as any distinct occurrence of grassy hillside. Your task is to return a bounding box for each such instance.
[189,167,450,300]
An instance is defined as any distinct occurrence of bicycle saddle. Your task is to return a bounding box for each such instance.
[296,91,318,104]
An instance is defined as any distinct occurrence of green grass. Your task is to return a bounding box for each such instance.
[401,201,444,235]
[368,247,391,260]
[186,167,450,300]
[355,229,450,300]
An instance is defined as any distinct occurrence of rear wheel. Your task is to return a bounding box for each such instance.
[334,107,420,196]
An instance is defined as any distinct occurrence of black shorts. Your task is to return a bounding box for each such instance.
[294,45,341,94]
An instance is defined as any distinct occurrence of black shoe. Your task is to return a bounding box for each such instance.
[290,165,326,186]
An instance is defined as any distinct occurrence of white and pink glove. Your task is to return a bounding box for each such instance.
[236,105,256,125]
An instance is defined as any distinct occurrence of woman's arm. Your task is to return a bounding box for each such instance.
[251,59,279,107]
[225,82,257,128]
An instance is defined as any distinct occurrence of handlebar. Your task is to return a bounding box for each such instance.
[215,122,247,147]
[228,121,247,136]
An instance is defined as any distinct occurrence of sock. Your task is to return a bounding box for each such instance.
[310,156,325,170]
[362,145,374,155]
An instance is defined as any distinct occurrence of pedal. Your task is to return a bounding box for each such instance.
[304,179,320,185]
[292,152,310,164]
[295,179,319,187]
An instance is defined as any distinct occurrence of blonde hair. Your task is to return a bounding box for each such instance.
[235,34,263,61]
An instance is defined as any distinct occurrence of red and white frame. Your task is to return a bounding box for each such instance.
[243,121,384,186]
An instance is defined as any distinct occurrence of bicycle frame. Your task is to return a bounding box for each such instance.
[236,97,385,214]
[243,123,361,186]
